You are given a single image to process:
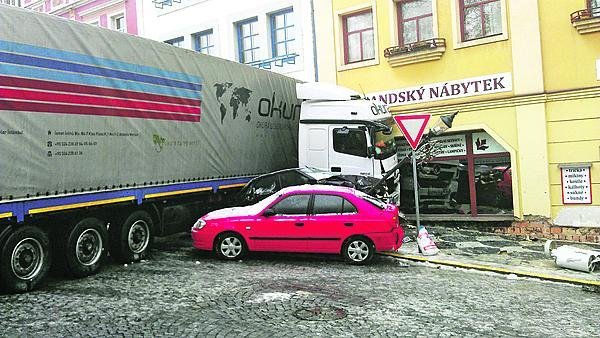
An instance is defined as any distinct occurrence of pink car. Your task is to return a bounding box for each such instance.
[191,185,404,264]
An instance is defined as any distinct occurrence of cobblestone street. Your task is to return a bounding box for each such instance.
[1,233,599,337]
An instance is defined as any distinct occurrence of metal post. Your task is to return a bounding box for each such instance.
[411,149,421,229]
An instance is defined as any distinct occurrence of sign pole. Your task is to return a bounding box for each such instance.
[411,149,421,230]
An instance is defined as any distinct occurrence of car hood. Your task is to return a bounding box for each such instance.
[202,205,260,220]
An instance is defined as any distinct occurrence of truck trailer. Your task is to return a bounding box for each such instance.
[0,5,401,293]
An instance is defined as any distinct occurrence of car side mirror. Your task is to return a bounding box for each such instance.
[262,209,276,217]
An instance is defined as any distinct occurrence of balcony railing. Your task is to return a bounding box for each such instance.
[570,6,600,23]
[153,0,181,9]
[384,38,446,58]
[248,54,299,70]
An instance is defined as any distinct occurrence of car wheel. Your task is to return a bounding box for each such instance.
[0,226,51,293]
[342,236,374,265]
[214,232,247,260]
[110,210,153,263]
[62,218,107,278]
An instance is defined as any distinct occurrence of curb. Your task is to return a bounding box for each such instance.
[380,251,600,288]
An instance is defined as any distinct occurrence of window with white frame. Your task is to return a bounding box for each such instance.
[271,8,295,57]
[397,0,433,46]
[237,18,259,63]
[342,10,375,64]
[111,14,125,33]
[165,37,184,47]
[1,0,20,6]
[51,0,64,9]
[460,0,502,41]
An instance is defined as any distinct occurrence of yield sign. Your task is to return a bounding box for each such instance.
[393,114,431,150]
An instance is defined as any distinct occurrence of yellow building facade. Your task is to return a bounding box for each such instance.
[315,0,600,226]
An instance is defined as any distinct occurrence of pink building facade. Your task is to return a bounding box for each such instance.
[22,0,139,35]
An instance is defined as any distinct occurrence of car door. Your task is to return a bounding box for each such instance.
[304,194,360,253]
[247,193,311,252]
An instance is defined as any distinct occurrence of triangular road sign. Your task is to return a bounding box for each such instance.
[393,114,431,150]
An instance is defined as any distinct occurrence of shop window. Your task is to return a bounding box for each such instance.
[193,29,214,55]
[237,17,259,63]
[271,8,295,57]
[460,0,502,41]
[397,0,433,46]
[397,131,513,216]
[111,14,126,33]
[342,10,375,64]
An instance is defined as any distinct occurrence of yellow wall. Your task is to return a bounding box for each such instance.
[321,0,600,224]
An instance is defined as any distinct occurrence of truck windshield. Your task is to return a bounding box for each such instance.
[373,117,401,160]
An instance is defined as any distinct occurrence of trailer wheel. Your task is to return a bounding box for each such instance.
[62,218,106,278]
[111,210,153,263]
[0,226,51,293]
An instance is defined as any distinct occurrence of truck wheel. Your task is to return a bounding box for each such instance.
[62,218,107,278]
[0,226,51,293]
[111,211,153,263]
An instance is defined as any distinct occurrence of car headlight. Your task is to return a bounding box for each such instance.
[192,219,206,230]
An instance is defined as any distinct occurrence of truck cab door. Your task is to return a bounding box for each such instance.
[328,126,374,176]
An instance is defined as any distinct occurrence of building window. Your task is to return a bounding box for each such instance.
[271,8,295,57]
[51,0,64,9]
[237,18,259,63]
[460,0,502,41]
[165,37,184,47]
[193,29,214,55]
[397,0,433,46]
[111,14,126,33]
[342,10,375,64]
[591,0,600,16]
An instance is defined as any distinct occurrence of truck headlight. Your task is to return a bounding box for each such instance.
[192,219,206,230]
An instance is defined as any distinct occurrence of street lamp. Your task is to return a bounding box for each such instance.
[429,111,458,136]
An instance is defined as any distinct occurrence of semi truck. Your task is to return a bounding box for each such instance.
[0,5,400,293]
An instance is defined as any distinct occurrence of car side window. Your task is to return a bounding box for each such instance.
[271,194,310,215]
[313,194,357,215]
[333,128,368,157]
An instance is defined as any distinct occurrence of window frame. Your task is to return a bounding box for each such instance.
[590,0,600,16]
[459,0,502,42]
[450,0,508,49]
[193,29,215,55]
[164,37,184,47]
[335,2,380,71]
[342,9,375,65]
[237,17,260,64]
[110,13,126,33]
[312,194,358,215]
[396,0,434,47]
[270,7,295,58]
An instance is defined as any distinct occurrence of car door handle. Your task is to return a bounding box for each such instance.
[331,167,341,172]
[344,222,353,227]
[295,222,304,227]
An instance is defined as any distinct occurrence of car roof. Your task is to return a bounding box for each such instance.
[277,184,357,195]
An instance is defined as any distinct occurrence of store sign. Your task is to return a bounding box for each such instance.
[397,134,467,158]
[472,132,507,155]
[561,166,592,204]
[368,73,512,106]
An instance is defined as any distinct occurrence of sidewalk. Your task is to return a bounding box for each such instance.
[383,225,600,290]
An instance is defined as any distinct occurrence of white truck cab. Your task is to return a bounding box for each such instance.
[297,83,401,178]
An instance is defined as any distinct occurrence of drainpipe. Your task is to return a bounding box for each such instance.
[310,0,319,82]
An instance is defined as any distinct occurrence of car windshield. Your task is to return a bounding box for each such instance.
[373,117,401,160]
[245,191,286,215]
